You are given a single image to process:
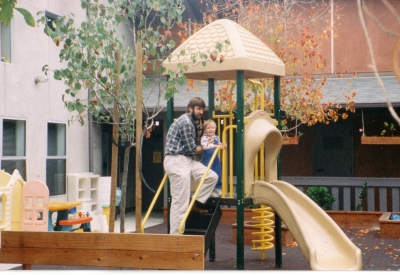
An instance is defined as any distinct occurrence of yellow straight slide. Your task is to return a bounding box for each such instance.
[252,180,362,270]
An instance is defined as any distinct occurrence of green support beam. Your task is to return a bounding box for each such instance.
[236,70,245,270]
[273,75,283,268]
[166,95,174,234]
[208,78,215,119]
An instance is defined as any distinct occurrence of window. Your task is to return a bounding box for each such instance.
[45,11,58,32]
[0,23,11,63]
[46,123,66,196]
[1,119,26,179]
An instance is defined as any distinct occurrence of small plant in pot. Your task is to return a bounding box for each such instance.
[381,122,396,137]
[304,186,336,210]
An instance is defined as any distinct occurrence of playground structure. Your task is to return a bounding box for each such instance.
[0,170,46,231]
[0,170,92,233]
[0,170,25,231]
[158,18,362,270]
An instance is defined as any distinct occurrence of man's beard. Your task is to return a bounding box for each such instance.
[191,111,201,121]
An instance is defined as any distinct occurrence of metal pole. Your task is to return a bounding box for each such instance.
[208,78,215,119]
[236,70,245,270]
[166,88,174,234]
[274,75,282,268]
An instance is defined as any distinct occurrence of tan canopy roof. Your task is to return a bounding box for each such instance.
[162,19,285,80]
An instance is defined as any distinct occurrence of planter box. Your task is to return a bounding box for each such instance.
[226,209,383,247]
[379,212,400,238]
[219,208,255,224]
[282,136,299,145]
[222,208,382,228]
[325,210,382,228]
[361,136,400,145]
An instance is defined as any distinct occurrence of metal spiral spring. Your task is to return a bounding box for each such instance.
[251,204,275,260]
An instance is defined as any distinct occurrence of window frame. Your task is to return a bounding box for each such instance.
[0,21,12,63]
[46,122,67,196]
[0,118,27,179]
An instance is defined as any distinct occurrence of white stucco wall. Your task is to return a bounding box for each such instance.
[0,1,91,198]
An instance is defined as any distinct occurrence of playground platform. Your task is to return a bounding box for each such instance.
[4,210,400,271]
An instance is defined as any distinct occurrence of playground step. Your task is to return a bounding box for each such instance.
[184,199,222,258]
[184,228,207,235]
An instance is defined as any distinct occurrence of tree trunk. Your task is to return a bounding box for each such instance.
[120,144,133,233]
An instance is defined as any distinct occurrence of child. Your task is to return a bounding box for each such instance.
[201,119,227,197]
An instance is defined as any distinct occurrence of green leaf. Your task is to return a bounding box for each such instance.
[167,41,175,51]
[14,8,35,27]
[114,13,122,23]
[66,102,75,112]
[160,16,166,24]
[74,82,82,90]
[100,76,108,84]
[0,2,14,26]
[215,42,222,52]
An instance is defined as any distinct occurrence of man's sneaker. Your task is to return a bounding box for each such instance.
[189,199,209,214]
[210,189,221,198]
[191,205,209,214]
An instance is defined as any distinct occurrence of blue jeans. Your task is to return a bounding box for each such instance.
[201,148,222,189]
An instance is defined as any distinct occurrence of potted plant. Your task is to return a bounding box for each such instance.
[361,122,400,145]
[281,120,303,145]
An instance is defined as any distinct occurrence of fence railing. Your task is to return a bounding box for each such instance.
[281,176,400,212]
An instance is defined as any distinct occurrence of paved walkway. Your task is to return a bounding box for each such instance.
[144,222,400,271]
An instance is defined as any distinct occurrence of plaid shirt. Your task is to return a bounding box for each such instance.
[165,113,197,157]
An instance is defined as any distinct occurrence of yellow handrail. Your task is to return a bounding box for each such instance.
[140,173,168,233]
[221,124,237,198]
[178,147,223,234]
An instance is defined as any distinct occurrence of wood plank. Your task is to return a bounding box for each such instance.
[1,231,203,253]
[361,136,400,145]
[387,187,393,212]
[0,248,204,270]
[0,231,205,270]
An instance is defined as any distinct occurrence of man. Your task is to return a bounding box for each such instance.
[164,97,218,235]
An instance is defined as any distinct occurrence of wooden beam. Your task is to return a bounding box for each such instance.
[135,42,143,232]
[0,231,204,270]
[109,49,121,232]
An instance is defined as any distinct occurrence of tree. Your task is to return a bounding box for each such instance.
[37,0,225,232]
[37,0,187,233]
[0,0,35,27]
[192,0,356,135]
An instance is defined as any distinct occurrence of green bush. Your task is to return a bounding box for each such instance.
[356,181,368,211]
[304,186,336,210]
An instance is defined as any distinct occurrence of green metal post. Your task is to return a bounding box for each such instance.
[166,94,174,234]
[208,78,215,119]
[236,70,245,270]
[273,75,283,267]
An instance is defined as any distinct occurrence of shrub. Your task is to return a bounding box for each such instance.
[356,181,368,211]
[304,186,336,210]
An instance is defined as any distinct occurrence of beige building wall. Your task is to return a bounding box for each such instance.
[0,1,91,200]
